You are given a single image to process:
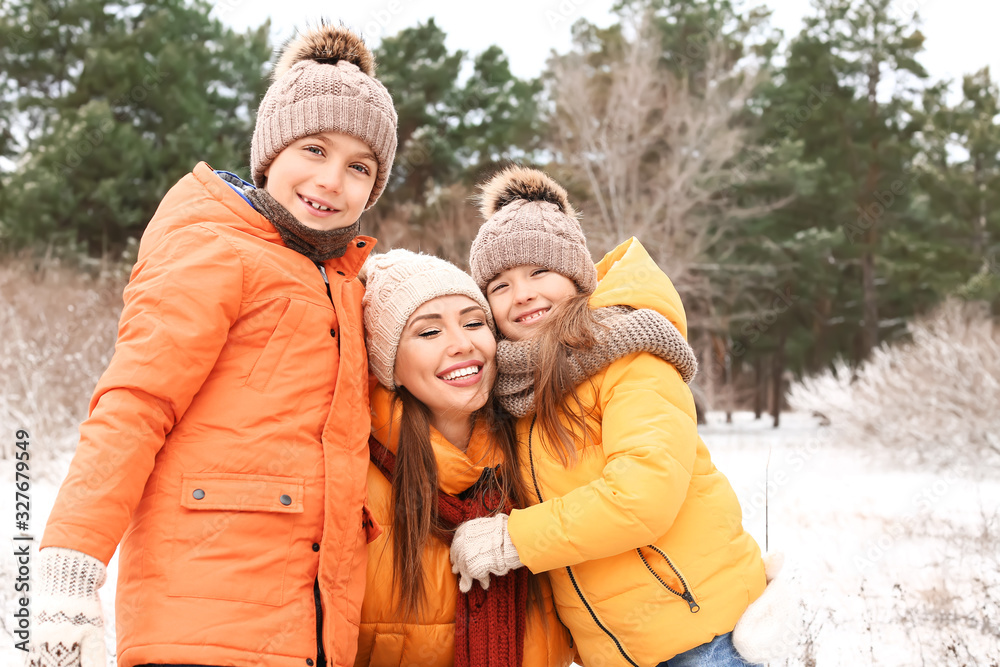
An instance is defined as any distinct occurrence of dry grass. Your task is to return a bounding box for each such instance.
[0,254,125,479]
[788,299,1000,472]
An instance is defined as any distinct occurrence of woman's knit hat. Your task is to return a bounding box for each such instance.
[469,166,597,294]
[361,249,494,389]
[251,22,398,209]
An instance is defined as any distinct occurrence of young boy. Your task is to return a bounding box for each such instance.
[27,24,397,667]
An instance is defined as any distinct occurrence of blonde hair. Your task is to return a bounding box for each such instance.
[531,293,604,466]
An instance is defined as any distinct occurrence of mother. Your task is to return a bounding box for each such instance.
[354,249,573,667]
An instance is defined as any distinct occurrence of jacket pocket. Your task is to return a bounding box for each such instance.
[167,472,305,606]
[244,297,309,392]
[368,632,405,666]
[636,545,701,613]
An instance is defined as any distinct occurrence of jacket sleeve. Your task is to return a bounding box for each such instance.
[41,225,243,564]
[507,351,700,573]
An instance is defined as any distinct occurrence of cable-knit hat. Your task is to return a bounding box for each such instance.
[251,22,398,209]
[469,166,597,294]
[361,249,494,389]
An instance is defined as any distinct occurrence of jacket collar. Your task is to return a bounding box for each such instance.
[193,162,377,274]
[369,382,499,496]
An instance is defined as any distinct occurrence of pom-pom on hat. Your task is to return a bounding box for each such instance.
[251,21,398,209]
[360,249,494,390]
[469,166,597,294]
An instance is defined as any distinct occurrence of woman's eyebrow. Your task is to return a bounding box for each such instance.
[408,313,443,324]
[460,306,484,315]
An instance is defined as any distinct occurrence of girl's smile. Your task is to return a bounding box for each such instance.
[486,266,579,340]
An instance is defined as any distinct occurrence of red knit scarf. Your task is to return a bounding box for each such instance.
[369,436,528,667]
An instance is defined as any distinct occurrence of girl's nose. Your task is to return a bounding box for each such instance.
[512,280,535,304]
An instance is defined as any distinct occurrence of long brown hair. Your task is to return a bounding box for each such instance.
[531,292,604,467]
[388,387,531,617]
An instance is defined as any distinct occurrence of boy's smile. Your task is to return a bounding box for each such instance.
[262,131,378,231]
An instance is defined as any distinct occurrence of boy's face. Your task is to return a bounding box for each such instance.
[263,131,378,231]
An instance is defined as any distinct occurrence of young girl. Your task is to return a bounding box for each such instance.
[449,167,768,667]
[28,24,396,667]
[354,249,574,667]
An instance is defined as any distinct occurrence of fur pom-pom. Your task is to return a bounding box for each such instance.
[478,166,575,219]
[273,21,375,81]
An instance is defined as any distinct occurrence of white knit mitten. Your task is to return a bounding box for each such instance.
[732,551,797,664]
[26,547,107,667]
[449,514,523,593]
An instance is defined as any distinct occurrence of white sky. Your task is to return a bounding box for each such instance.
[214,0,1000,96]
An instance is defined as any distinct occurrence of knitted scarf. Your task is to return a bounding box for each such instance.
[495,305,699,418]
[369,437,527,667]
[245,187,360,262]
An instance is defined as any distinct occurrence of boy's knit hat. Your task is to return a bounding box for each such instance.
[251,22,398,209]
[469,166,597,294]
[361,249,494,389]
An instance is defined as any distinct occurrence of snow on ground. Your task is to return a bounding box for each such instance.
[3,411,998,666]
[702,411,1000,666]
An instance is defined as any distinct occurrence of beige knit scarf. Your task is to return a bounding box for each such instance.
[245,187,360,262]
[495,306,698,418]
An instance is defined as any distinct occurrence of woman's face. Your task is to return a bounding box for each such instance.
[393,295,497,428]
[485,265,579,341]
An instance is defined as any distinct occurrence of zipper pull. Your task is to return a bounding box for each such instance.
[682,591,700,613]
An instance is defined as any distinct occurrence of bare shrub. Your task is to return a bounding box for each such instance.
[0,255,124,477]
[788,299,1000,470]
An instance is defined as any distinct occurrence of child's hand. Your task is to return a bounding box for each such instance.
[449,514,523,593]
[26,547,107,667]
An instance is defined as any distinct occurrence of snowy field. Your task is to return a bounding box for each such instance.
[3,410,998,666]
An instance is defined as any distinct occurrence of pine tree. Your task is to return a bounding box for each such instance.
[0,0,271,254]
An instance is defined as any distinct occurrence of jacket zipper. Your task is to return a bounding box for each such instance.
[636,545,700,612]
[313,579,327,667]
[528,417,639,667]
[315,260,332,666]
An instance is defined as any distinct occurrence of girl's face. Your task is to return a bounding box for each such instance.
[485,266,579,341]
[393,295,497,428]
[263,131,378,231]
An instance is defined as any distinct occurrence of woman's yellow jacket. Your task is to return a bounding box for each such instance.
[355,384,576,667]
[506,238,766,667]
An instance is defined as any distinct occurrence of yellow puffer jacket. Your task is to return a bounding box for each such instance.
[355,384,575,667]
[506,238,765,667]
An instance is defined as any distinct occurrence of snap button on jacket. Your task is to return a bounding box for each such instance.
[42,162,379,667]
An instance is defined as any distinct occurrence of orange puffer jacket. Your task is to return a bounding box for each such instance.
[355,384,575,667]
[506,238,766,667]
[41,162,380,667]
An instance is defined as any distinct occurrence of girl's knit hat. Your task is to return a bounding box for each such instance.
[360,249,494,389]
[251,22,398,209]
[469,166,597,294]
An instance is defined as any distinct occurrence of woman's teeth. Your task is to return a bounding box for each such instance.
[441,366,481,381]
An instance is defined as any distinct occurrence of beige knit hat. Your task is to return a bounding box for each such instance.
[361,249,494,389]
[251,22,398,209]
[469,166,597,293]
